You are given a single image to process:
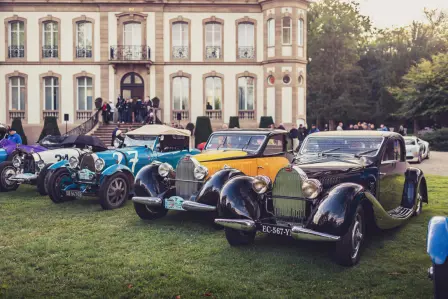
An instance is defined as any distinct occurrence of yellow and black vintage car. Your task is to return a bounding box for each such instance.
[132,129,294,221]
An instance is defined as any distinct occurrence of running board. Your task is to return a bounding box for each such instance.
[365,193,414,230]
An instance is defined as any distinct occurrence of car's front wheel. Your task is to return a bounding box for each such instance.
[134,202,168,220]
[417,153,423,164]
[224,228,256,246]
[48,168,75,203]
[334,205,365,266]
[0,161,19,192]
[99,173,130,210]
[431,260,448,299]
[36,163,52,196]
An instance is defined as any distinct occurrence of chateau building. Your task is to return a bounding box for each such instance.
[0,0,308,139]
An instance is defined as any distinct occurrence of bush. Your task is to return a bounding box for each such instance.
[259,116,274,128]
[38,117,61,142]
[229,116,240,129]
[194,117,213,147]
[10,118,27,145]
[185,122,195,136]
[418,128,448,151]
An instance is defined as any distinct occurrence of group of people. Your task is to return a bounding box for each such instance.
[100,96,158,125]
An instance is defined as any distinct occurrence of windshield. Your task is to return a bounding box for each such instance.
[405,139,416,145]
[205,134,266,152]
[123,135,157,149]
[300,136,384,157]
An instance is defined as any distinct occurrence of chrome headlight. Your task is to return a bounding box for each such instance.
[68,156,79,169]
[37,160,45,170]
[158,163,173,178]
[12,156,21,168]
[252,175,271,194]
[302,179,322,199]
[193,165,208,180]
[95,158,105,172]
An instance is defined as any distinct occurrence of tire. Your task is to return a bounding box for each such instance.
[36,163,52,196]
[433,260,448,299]
[134,202,168,220]
[417,153,422,164]
[426,150,430,159]
[413,182,424,216]
[99,172,130,210]
[0,161,19,192]
[224,227,256,246]
[334,205,365,266]
[7,150,19,162]
[48,168,75,204]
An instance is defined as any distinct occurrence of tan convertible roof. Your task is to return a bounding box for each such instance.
[126,125,191,137]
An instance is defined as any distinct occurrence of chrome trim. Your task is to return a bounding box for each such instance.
[132,196,163,206]
[9,173,38,181]
[182,201,216,212]
[214,219,256,231]
[291,226,340,241]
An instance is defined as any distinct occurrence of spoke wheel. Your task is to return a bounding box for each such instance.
[99,173,130,210]
[48,168,75,203]
[351,214,363,260]
[0,162,19,192]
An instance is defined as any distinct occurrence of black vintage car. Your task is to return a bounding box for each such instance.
[215,131,428,266]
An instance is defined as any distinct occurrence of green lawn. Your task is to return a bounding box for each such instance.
[1,176,447,298]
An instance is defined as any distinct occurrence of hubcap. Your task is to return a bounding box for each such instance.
[416,190,422,214]
[351,214,363,260]
[2,167,16,186]
[107,178,127,205]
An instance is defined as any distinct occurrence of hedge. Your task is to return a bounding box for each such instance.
[259,116,274,128]
[38,117,61,142]
[418,128,448,151]
[11,118,27,145]
[229,116,240,129]
[194,116,213,147]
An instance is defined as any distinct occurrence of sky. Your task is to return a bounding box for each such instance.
[357,0,448,28]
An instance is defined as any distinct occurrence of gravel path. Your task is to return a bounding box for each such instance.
[412,151,448,176]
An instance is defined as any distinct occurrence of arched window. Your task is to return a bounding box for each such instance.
[282,17,292,45]
[238,77,255,111]
[171,74,190,121]
[8,21,25,58]
[204,21,222,59]
[298,19,304,47]
[77,76,93,111]
[76,21,93,58]
[205,76,223,120]
[267,19,275,48]
[44,77,59,111]
[43,21,59,58]
[172,21,189,59]
[9,76,26,111]
[237,22,255,59]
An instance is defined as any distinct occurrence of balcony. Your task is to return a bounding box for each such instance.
[8,45,25,58]
[9,110,26,121]
[205,46,221,59]
[172,46,189,59]
[109,45,151,61]
[205,110,222,120]
[238,110,255,120]
[238,46,255,59]
[172,110,189,121]
[42,45,58,58]
[76,46,92,58]
[43,110,59,119]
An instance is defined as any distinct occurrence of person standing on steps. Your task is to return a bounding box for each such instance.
[116,96,125,124]
[101,100,111,125]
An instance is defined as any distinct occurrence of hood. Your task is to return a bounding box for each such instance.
[295,156,365,177]
[95,147,152,168]
[32,148,84,163]
[194,150,249,162]
[405,144,419,151]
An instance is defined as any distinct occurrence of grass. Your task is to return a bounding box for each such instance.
[0,176,447,298]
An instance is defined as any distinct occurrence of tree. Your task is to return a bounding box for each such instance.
[194,117,213,147]
[259,116,274,128]
[229,117,240,129]
[38,117,61,142]
[10,118,27,145]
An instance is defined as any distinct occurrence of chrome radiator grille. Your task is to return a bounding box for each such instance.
[175,158,201,199]
[80,155,95,172]
[318,176,342,189]
[271,168,307,223]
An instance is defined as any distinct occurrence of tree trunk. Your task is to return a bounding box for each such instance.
[413,119,419,134]
[329,120,335,131]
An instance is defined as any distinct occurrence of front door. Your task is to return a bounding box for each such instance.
[121,72,144,100]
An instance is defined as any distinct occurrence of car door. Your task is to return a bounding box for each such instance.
[256,134,290,181]
[378,137,406,211]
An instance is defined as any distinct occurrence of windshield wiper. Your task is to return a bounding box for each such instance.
[354,149,377,158]
[318,148,341,157]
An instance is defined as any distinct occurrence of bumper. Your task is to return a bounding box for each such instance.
[9,173,38,183]
[214,219,341,242]
[132,195,216,212]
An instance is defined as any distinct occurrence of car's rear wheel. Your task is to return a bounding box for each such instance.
[134,202,168,220]
[36,163,52,196]
[48,168,75,203]
[413,183,424,216]
[431,260,448,299]
[334,205,365,266]
[224,228,256,246]
[417,153,422,164]
[99,173,130,210]
[0,161,19,192]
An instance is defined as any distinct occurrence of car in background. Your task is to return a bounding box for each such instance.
[427,216,448,299]
[132,129,294,222]
[0,135,106,194]
[215,131,427,266]
[404,136,430,163]
[47,125,199,210]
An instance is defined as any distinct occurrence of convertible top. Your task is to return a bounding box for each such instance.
[126,125,191,137]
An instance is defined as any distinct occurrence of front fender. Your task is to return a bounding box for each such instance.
[48,160,69,170]
[427,216,448,265]
[219,176,261,221]
[134,163,171,198]
[196,168,244,210]
[100,164,134,185]
[306,183,366,237]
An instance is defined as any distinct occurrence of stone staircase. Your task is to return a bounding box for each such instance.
[92,123,141,146]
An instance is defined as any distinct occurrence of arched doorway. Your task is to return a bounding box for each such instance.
[120,72,144,100]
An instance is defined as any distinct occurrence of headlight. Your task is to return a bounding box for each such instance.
[12,156,21,168]
[95,158,105,172]
[193,165,208,180]
[158,163,173,177]
[37,160,45,170]
[69,156,79,169]
[302,179,322,199]
[252,175,271,194]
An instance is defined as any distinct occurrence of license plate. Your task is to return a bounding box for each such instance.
[78,170,93,181]
[261,224,292,237]
[66,190,82,198]
[164,196,185,211]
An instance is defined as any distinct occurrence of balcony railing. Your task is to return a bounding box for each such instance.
[76,46,93,58]
[238,110,255,120]
[205,110,222,120]
[238,46,255,59]
[109,45,151,61]
[42,45,58,58]
[8,45,25,58]
[172,110,189,121]
[205,46,221,59]
[77,110,95,121]
[43,111,59,119]
[9,110,26,121]
[172,46,189,59]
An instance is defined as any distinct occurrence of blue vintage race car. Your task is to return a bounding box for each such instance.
[46,125,199,209]
[427,216,448,298]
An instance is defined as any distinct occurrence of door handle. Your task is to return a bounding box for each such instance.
[258,166,264,169]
